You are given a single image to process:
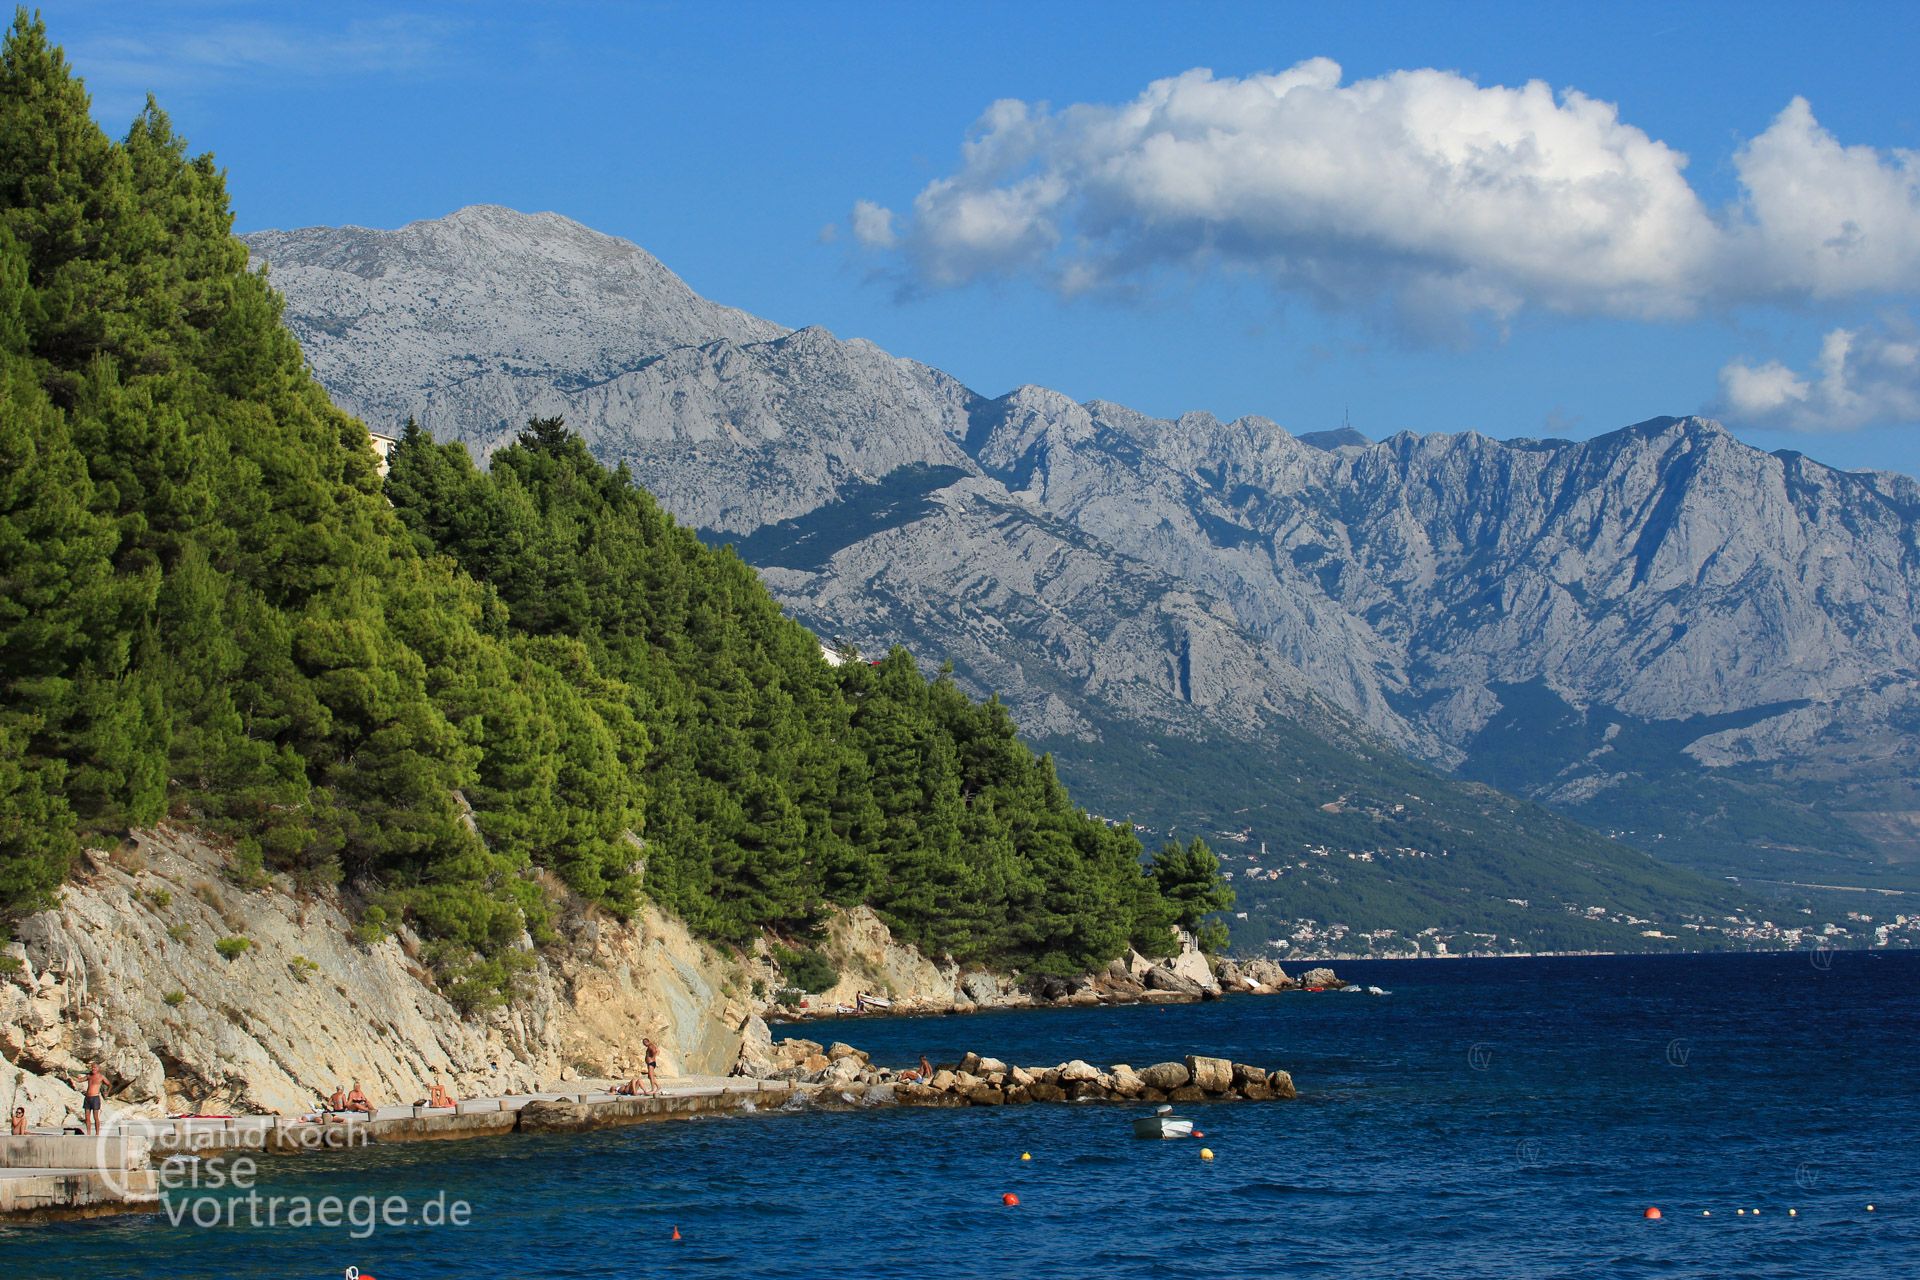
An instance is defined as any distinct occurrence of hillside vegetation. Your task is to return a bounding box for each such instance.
[0,15,1193,1002]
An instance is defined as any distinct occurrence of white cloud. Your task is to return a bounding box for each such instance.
[853,61,1920,330]
[1729,99,1920,301]
[1720,319,1920,431]
[849,199,897,250]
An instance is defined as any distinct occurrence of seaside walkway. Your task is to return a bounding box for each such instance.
[0,1076,800,1220]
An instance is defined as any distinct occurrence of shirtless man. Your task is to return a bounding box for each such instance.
[328,1085,348,1112]
[344,1082,373,1115]
[70,1062,108,1136]
[10,1107,25,1136]
[426,1079,455,1109]
[642,1038,660,1096]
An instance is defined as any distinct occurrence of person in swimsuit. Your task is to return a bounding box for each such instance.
[427,1080,455,1109]
[344,1082,373,1115]
[642,1038,660,1096]
[10,1107,25,1136]
[328,1085,348,1112]
[70,1063,107,1135]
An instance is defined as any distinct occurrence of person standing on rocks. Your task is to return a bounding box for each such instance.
[643,1038,661,1095]
[69,1063,108,1136]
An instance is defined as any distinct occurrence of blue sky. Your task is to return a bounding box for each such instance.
[52,0,1920,475]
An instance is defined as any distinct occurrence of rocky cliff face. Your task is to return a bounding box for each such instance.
[244,206,1920,894]
[1,827,753,1120]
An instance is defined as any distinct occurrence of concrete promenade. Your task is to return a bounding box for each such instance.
[0,1076,801,1221]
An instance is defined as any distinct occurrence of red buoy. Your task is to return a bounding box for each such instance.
[672,1226,683,1240]
[1002,1192,1020,1207]
[1643,1207,1663,1220]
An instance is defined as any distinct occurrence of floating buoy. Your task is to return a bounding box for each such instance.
[1702,1210,1711,1217]
[1789,1209,1798,1217]
[1192,1130,1205,1139]
[1020,1152,1031,1161]
[1736,1209,1746,1216]
[1200,1147,1215,1161]
[1751,1209,1760,1216]
[1643,1207,1662,1220]
[1002,1192,1020,1207]
[1867,1204,1876,1212]
[671,1226,681,1241]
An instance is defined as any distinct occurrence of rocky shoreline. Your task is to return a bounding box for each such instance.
[777,928,1344,1023]
[732,1037,1295,1107]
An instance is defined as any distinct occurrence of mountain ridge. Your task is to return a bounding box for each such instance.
[244,205,1920,947]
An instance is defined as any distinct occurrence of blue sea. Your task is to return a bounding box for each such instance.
[6,951,1915,1279]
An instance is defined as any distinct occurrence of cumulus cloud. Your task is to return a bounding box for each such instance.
[852,61,1920,330]
[1720,318,1920,431]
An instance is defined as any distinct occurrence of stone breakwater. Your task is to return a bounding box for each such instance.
[2,1040,1298,1219]
[736,1038,1296,1105]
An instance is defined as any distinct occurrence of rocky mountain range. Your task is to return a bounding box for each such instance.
[245,205,1920,946]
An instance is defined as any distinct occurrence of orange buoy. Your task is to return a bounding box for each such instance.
[1192,1131,1205,1139]
[1002,1192,1020,1207]
[1643,1207,1662,1220]
[671,1226,682,1241]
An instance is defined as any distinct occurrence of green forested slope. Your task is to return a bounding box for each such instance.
[0,14,1183,1000]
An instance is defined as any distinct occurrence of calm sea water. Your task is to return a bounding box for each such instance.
[5,951,1914,1279]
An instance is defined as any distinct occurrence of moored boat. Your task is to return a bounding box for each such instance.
[1132,1105,1194,1139]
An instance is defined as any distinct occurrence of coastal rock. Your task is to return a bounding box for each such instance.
[1231,1063,1269,1091]
[516,1100,595,1134]
[1138,1062,1191,1091]
[1185,1056,1233,1094]
[826,1042,865,1062]
[1238,959,1292,990]
[965,1086,1005,1106]
[928,1069,957,1093]
[959,973,1001,1005]
[1168,1086,1207,1102]
[1025,1082,1068,1103]
[813,905,952,1010]
[1144,966,1205,996]
[1267,1070,1297,1100]
[1108,1066,1146,1097]
[1058,1059,1100,1083]
[1167,933,1221,993]
[1298,968,1340,989]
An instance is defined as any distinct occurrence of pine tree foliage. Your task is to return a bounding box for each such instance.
[0,14,1221,994]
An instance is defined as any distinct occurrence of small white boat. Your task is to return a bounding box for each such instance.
[1133,1105,1194,1139]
